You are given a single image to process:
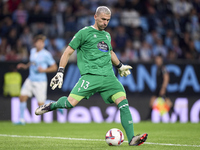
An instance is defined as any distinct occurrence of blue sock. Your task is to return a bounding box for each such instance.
[45,100,54,104]
[20,102,27,120]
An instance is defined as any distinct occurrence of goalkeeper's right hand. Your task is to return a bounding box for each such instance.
[50,67,64,90]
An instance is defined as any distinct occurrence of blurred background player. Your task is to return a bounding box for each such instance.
[146,54,173,120]
[35,6,148,146]
[16,34,57,125]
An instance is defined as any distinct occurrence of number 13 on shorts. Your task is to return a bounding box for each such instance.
[78,80,90,91]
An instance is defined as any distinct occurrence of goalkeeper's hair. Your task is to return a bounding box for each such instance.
[95,6,111,16]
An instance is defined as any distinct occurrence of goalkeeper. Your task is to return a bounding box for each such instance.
[35,6,148,146]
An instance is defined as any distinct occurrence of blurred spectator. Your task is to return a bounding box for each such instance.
[31,22,49,36]
[76,4,91,30]
[64,5,77,34]
[131,27,144,45]
[28,3,51,24]
[114,0,128,10]
[71,0,82,14]
[0,2,11,18]
[20,26,33,51]
[107,7,120,28]
[155,0,172,18]
[51,3,65,37]
[153,38,168,58]
[120,9,140,28]
[145,0,158,31]
[28,3,42,23]
[0,17,15,37]
[12,3,28,27]
[7,28,18,46]
[56,0,68,13]
[172,0,193,17]
[15,39,28,61]
[140,41,152,62]
[186,9,200,40]
[121,39,139,63]
[194,38,200,53]
[192,0,200,13]
[145,29,160,46]
[185,40,199,60]
[114,26,129,52]
[129,0,145,15]
[179,32,190,56]
[0,37,10,61]
[45,37,63,61]
[0,0,199,62]
[39,0,53,14]
[23,0,36,12]
[7,0,21,13]
[164,29,174,49]
[6,47,18,61]
[173,13,188,35]
[171,37,183,59]
[167,50,177,61]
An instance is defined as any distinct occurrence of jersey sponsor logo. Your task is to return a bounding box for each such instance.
[97,41,109,52]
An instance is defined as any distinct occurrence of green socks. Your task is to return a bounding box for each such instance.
[50,96,73,110]
[118,99,134,143]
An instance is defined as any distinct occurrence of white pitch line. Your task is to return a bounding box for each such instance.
[144,142,200,147]
[0,134,200,148]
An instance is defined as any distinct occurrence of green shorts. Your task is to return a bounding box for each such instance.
[69,74,126,104]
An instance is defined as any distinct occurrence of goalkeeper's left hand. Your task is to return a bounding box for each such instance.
[117,63,132,77]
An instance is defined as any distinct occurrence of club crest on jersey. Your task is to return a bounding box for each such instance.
[97,41,109,52]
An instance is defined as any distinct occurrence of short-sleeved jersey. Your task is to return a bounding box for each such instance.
[28,48,55,81]
[69,26,114,76]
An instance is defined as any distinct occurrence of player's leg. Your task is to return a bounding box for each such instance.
[32,81,64,114]
[50,96,79,110]
[146,87,159,120]
[18,95,28,124]
[100,75,147,146]
[16,79,32,124]
[35,95,79,115]
[150,95,157,107]
[35,74,97,115]
[32,81,47,107]
[45,100,64,114]
[114,95,134,144]
[145,95,157,120]
[114,96,148,146]
[33,81,77,108]
[165,97,173,108]
[49,74,100,111]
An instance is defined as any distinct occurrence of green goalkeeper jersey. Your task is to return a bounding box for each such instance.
[69,26,115,76]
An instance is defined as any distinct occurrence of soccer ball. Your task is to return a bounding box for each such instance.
[105,128,124,146]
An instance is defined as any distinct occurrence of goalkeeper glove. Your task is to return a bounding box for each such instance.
[117,62,132,77]
[50,67,64,90]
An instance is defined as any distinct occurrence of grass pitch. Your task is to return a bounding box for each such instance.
[0,121,199,150]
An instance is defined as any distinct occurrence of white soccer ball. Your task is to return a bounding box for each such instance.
[105,128,124,146]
